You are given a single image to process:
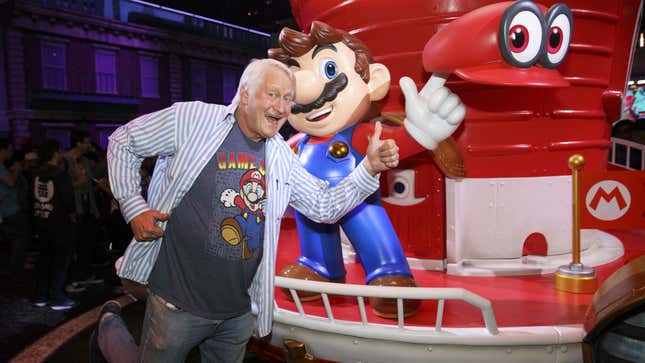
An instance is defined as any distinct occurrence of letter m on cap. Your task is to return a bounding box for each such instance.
[588,186,627,211]
[580,171,644,229]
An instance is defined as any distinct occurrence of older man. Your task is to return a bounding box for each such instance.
[92,58,400,363]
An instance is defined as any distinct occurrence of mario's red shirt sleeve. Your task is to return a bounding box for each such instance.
[234,195,245,211]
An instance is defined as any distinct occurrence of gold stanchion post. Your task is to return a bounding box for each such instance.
[554,154,598,294]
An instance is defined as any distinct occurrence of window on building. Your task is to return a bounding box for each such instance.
[191,60,207,101]
[95,49,117,94]
[140,55,159,98]
[41,41,67,90]
[222,67,238,103]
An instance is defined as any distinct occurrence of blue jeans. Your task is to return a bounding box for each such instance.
[99,291,255,363]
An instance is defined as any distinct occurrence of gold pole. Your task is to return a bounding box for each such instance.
[554,154,598,294]
[569,154,584,264]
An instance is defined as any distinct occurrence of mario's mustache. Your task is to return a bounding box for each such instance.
[291,73,348,114]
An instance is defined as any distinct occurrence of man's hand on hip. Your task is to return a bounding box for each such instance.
[130,210,169,242]
[363,121,400,176]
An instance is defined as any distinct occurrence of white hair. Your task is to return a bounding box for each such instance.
[231,58,295,105]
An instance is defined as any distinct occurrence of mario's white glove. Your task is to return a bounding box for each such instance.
[220,188,238,207]
[400,75,466,150]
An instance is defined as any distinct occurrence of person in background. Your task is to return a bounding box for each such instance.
[32,139,76,310]
[86,147,111,267]
[64,130,103,292]
[0,140,31,277]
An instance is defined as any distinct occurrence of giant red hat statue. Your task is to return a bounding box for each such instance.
[259,1,643,362]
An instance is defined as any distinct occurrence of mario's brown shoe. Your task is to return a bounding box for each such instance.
[368,275,420,318]
[221,218,242,246]
[242,239,253,260]
[278,263,345,301]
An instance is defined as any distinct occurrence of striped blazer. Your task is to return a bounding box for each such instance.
[107,101,379,337]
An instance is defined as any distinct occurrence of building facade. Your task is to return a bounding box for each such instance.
[1,0,270,149]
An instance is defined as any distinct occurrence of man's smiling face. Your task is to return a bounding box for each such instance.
[238,66,293,142]
[288,42,373,137]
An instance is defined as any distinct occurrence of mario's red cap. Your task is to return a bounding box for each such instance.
[240,169,265,189]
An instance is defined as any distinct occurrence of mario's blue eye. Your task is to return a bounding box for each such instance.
[320,59,338,80]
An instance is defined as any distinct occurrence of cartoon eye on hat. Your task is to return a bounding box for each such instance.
[541,3,573,68]
[423,1,573,87]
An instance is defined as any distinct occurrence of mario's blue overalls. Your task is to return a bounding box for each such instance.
[235,207,263,251]
[294,126,413,283]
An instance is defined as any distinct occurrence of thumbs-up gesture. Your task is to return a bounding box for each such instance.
[400,75,466,150]
[363,121,399,176]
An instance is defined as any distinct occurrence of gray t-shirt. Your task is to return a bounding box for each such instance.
[148,120,266,319]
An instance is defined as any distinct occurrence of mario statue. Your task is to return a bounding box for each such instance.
[269,21,465,318]
[220,169,266,260]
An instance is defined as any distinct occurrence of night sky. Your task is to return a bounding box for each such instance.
[143,0,297,34]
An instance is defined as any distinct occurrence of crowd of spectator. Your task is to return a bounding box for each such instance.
[0,130,151,311]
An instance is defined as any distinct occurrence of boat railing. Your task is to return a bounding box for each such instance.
[274,276,499,340]
[609,137,644,170]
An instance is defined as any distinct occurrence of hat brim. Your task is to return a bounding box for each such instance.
[455,62,569,88]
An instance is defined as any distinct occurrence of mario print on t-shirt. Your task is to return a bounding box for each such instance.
[220,169,266,259]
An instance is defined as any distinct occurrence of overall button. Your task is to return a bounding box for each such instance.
[329,141,349,158]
